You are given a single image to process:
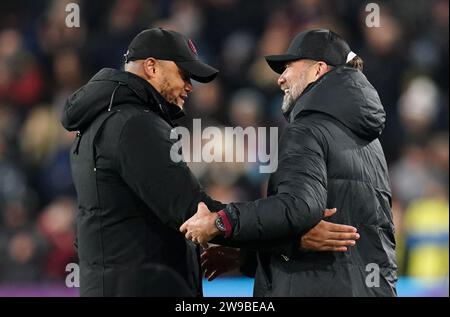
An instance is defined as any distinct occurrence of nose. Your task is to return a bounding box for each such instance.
[185,80,193,93]
[277,73,286,87]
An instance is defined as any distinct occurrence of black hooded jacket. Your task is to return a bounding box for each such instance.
[226,66,397,296]
[61,68,223,296]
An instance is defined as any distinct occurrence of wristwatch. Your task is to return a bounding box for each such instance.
[215,210,232,238]
[215,214,227,235]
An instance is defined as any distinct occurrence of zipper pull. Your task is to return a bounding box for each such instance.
[73,131,82,154]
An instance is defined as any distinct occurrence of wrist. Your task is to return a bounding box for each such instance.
[210,212,220,236]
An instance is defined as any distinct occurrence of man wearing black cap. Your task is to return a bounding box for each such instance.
[181,29,397,296]
[60,27,225,296]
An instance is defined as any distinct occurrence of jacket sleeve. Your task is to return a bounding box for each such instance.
[116,114,224,230]
[227,123,328,242]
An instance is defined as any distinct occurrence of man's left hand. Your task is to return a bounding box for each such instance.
[180,202,220,246]
[300,208,359,252]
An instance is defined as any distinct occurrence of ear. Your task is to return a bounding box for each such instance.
[142,58,157,79]
[316,61,329,78]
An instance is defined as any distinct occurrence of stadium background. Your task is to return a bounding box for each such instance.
[0,0,448,297]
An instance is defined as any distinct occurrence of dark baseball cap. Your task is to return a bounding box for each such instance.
[124,27,219,83]
[265,29,355,74]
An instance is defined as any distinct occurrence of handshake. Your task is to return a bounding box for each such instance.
[180,202,360,252]
[180,202,360,281]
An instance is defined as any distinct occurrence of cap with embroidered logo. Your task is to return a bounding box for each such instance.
[125,27,218,83]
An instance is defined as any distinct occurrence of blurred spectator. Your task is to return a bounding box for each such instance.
[390,143,436,207]
[398,76,440,138]
[51,49,85,113]
[403,193,449,278]
[184,79,224,123]
[37,0,87,54]
[0,135,28,212]
[37,197,76,280]
[0,28,44,110]
[0,231,46,283]
[0,201,48,284]
[20,106,60,167]
[228,88,264,128]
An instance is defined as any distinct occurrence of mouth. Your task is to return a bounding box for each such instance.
[282,88,290,96]
[177,94,188,107]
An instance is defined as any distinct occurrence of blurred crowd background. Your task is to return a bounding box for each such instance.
[0,0,448,296]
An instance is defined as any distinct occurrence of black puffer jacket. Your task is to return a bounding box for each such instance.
[61,68,223,296]
[227,66,397,296]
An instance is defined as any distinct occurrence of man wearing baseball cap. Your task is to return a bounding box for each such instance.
[181,29,397,296]
[60,27,224,297]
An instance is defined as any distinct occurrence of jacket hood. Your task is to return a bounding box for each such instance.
[289,66,386,141]
[61,68,184,131]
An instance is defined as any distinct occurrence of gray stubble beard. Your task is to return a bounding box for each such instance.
[281,93,295,114]
[280,71,312,114]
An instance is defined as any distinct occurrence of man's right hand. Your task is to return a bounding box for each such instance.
[300,208,360,252]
